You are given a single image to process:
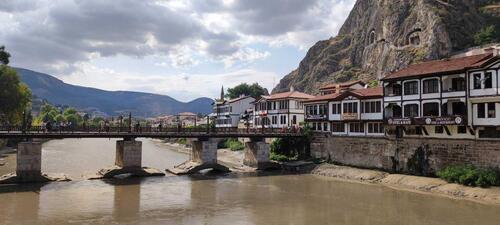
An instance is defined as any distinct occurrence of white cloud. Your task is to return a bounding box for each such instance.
[221,48,270,68]
[0,0,356,100]
[62,63,279,101]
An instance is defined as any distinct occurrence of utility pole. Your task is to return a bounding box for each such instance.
[128,112,132,133]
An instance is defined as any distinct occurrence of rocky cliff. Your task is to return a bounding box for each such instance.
[273,0,500,94]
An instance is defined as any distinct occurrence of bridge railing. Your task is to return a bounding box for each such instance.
[0,125,301,136]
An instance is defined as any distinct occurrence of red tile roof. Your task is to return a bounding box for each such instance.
[228,95,253,103]
[320,80,366,90]
[304,87,382,103]
[351,87,383,97]
[382,53,493,80]
[266,91,315,100]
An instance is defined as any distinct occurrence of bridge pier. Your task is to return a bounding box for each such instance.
[168,138,229,175]
[16,142,44,181]
[0,142,70,184]
[115,140,142,168]
[243,138,276,170]
[96,139,164,178]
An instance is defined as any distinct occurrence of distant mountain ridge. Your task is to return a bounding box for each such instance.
[15,68,213,117]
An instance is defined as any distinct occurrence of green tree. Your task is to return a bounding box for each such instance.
[226,83,269,99]
[65,114,81,126]
[54,114,65,123]
[0,46,10,65]
[474,25,497,45]
[63,108,78,116]
[0,65,32,124]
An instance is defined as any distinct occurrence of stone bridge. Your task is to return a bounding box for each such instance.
[0,126,303,183]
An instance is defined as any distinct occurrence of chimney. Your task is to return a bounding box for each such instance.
[290,86,295,92]
[484,46,500,56]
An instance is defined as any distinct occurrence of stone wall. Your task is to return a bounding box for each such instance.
[311,135,500,175]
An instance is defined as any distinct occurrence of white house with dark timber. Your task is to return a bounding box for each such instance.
[253,87,314,128]
[211,87,255,128]
[382,52,500,139]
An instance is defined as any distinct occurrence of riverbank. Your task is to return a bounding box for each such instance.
[311,163,500,205]
[0,146,16,175]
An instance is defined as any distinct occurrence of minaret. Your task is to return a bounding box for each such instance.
[220,85,225,100]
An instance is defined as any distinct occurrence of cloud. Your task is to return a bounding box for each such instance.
[0,0,356,100]
[62,63,280,101]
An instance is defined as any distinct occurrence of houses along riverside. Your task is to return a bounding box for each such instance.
[210,52,500,174]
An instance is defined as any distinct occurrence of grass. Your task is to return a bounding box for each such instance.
[437,165,499,188]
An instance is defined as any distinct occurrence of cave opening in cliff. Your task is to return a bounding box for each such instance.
[407,29,422,46]
[368,30,376,45]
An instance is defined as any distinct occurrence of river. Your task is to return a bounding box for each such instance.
[0,138,499,225]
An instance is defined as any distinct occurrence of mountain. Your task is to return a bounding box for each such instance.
[15,68,214,117]
[273,0,500,94]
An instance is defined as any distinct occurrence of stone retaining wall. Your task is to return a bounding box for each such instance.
[311,135,500,175]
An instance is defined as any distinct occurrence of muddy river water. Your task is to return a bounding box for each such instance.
[0,138,499,225]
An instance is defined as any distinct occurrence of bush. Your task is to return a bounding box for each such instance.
[270,151,297,162]
[437,165,499,187]
[177,138,188,145]
[218,138,244,151]
[226,138,244,151]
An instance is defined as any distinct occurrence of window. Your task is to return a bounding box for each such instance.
[404,81,418,95]
[435,126,444,134]
[292,115,297,125]
[331,122,345,132]
[343,102,358,113]
[385,83,402,96]
[367,122,384,134]
[485,72,493,89]
[331,103,341,114]
[488,103,496,118]
[423,79,439,94]
[319,104,325,115]
[451,77,465,91]
[473,74,482,89]
[404,104,419,117]
[451,102,466,116]
[272,116,277,125]
[478,103,485,118]
[477,103,496,119]
[423,102,439,117]
[362,101,381,113]
[458,126,467,134]
[273,102,276,110]
[323,123,328,131]
[349,122,364,133]
[280,115,287,124]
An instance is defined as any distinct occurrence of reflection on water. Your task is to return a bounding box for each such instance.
[0,139,499,225]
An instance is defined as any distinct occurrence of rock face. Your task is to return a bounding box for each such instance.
[273,0,500,94]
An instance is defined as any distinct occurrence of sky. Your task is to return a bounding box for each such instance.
[0,0,355,102]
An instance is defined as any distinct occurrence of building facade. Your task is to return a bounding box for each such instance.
[253,87,313,128]
[212,93,255,128]
[304,86,384,136]
[382,53,500,139]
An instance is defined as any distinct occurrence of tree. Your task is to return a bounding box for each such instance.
[226,83,269,99]
[0,65,32,124]
[63,108,78,116]
[0,46,10,65]
[54,114,65,123]
[474,25,497,46]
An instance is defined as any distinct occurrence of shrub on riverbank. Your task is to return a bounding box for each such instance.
[218,138,244,151]
[270,151,297,162]
[437,165,499,187]
[177,138,188,145]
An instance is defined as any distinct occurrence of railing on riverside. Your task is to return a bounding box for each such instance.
[0,125,302,137]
